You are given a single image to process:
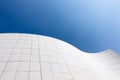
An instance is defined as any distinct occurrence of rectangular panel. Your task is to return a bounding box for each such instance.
[52,73,64,80]
[9,55,21,61]
[41,56,49,63]
[17,62,29,72]
[50,64,61,73]
[29,72,41,80]
[0,62,6,72]
[20,55,30,61]
[5,62,18,72]
[0,55,9,61]
[42,72,53,80]
[15,72,28,80]
[30,55,39,62]
[41,63,51,72]
[0,72,15,80]
[30,62,40,72]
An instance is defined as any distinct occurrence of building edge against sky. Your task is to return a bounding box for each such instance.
[0,33,119,80]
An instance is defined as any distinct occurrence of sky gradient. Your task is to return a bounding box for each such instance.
[0,0,120,53]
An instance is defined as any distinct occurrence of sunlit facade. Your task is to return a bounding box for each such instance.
[0,33,120,80]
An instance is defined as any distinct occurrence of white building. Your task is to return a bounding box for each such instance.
[0,33,119,80]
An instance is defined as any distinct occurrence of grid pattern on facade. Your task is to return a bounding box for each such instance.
[0,33,120,80]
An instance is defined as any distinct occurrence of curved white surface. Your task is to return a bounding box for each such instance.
[0,33,119,80]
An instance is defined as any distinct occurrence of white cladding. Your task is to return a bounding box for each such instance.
[0,33,120,80]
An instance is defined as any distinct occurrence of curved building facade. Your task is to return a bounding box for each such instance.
[0,33,120,80]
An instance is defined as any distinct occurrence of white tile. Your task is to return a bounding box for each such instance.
[22,49,31,55]
[29,72,41,80]
[41,63,51,72]
[59,65,69,73]
[56,57,65,64]
[9,55,21,61]
[12,48,22,55]
[0,55,9,61]
[17,62,29,72]
[48,56,57,63]
[5,62,18,72]
[0,72,15,80]
[0,49,12,55]
[30,62,40,71]
[42,72,53,80]
[50,64,61,73]
[20,55,30,61]
[40,51,48,56]
[0,62,6,72]
[23,44,31,49]
[52,73,64,80]
[31,49,39,55]
[31,44,38,49]
[41,56,49,63]
[62,73,73,80]
[31,55,39,61]
[15,72,28,80]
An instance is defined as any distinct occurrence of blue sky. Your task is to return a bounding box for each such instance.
[0,0,120,53]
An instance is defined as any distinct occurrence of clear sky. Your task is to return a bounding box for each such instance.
[0,0,120,53]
